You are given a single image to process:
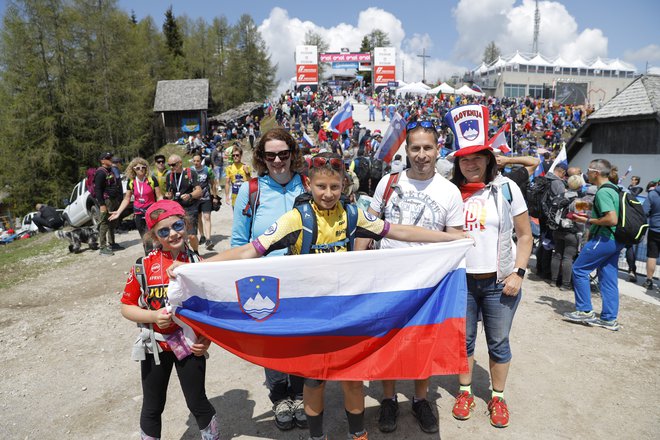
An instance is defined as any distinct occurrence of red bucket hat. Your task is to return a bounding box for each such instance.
[145,200,185,230]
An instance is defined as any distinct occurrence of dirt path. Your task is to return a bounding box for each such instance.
[1,164,659,439]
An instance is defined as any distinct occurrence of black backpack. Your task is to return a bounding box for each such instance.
[594,182,648,245]
[526,175,553,220]
[546,194,576,232]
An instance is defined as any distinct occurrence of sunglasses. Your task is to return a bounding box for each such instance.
[406,120,436,131]
[311,156,343,171]
[168,162,181,167]
[263,150,291,162]
[133,165,146,170]
[155,160,165,164]
[232,154,241,158]
[156,219,185,238]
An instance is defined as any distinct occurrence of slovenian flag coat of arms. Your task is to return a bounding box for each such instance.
[167,240,472,380]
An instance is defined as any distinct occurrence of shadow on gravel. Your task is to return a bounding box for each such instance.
[536,295,575,316]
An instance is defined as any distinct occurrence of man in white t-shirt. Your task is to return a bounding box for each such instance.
[355,119,464,434]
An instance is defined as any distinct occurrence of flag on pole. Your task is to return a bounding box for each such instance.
[376,112,407,163]
[302,132,315,148]
[329,100,354,133]
[548,143,568,173]
[167,240,473,380]
[488,123,511,154]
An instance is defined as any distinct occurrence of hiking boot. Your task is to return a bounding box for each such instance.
[558,285,572,292]
[627,272,638,283]
[291,398,307,429]
[643,279,654,290]
[205,239,215,250]
[199,235,206,244]
[377,398,399,433]
[347,430,368,440]
[487,397,509,428]
[587,318,620,331]
[411,399,439,433]
[99,247,114,256]
[110,243,125,251]
[272,398,295,430]
[562,310,595,323]
[452,391,475,420]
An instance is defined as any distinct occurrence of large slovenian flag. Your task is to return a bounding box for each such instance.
[488,123,511,154]
[376,112,407,163]
[168,240,472,380]
[548,143,568,173]
[329,100,354,133]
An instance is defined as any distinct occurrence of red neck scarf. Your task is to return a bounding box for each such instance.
[460,182,486,201]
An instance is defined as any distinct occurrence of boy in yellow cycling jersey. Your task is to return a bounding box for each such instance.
[169,152,466,439]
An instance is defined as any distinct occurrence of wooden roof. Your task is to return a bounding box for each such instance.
[153,79,209,112]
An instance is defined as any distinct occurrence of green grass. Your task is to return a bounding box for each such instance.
[0,233,75,288]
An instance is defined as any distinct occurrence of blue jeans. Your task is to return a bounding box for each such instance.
[572,235,624,321]
[465,275,521,363]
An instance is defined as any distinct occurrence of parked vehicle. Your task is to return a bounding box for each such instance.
[62,179,100,228]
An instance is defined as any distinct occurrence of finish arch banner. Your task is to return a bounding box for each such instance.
[296,45,318,92]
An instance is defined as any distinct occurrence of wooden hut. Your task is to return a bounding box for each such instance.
[153,79,210,143]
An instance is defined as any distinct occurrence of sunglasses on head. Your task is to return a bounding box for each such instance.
[263,150,291,162]
[406,120,436,131]
[168,162,180,167]
[311,156,343,171]
[156,219,185,238]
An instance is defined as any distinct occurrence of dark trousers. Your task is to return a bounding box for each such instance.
[535,228,553,279]
[140,351,216,438]
[98,198,120,248]
[551,230,579,288]
[625,245,638,274]
[264,368,304,403]
[32,215,63,232]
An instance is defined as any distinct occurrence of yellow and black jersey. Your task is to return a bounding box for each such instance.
[252,202,389,255]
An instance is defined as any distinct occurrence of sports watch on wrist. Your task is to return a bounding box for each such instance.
[513,267,526,278]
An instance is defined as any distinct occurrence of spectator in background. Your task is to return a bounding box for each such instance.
[32,204,64,232]
[550,174,584,290]
[95,152,124,256]
[643,179,660,290]
[153,155,168,195]
[628,176,643,197]
[390,154,405,174]
[536,163,568,282]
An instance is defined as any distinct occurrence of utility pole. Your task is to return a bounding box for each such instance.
[532,0,540,54]
[417,48,430,83]
[402,58,405,82]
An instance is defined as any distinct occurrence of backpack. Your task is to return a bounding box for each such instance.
[594,182,649,245]
[85,167,97,195]
[292,193,358,254]
[354,157,370,186]
[526,175,553,220]
[369,158,384,182]
[546,194,576,232]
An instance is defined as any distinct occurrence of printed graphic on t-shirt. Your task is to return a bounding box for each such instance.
[464,198,487,231]
[386,191,444,227]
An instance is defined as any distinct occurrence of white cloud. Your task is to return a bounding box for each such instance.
[624,44,660,63]
[453,0,608,64]
[258,7,467,92]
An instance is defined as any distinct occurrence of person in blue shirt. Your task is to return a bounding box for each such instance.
[643,180,660,290]
[230,127,308,431]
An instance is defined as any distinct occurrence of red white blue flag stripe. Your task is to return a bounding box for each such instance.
[168,240,472,380]
[376,112,407,163]
[329,100,354,133]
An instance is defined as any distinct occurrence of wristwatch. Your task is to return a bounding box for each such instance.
[513,267,526,278]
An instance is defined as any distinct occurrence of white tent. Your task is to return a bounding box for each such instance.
[455,84,484,96]
[428,82,455,95]
[396,81,431,96]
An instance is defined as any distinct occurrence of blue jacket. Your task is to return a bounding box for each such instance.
[231,174,306,256]
[643,186,660,233]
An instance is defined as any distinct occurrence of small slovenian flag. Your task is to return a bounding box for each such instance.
[302,132,315,148]
[376,112,407,163]
[488,123,511,154]
[533,153,545,179]
[548,143,568,174]
[329,100,354,133]
[471,84,483,93]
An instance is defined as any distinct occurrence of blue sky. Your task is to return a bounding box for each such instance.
[2,0,659,83]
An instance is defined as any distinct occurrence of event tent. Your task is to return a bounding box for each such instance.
[455,85,484,96]
[396,81,431,96]
[428,82,455,95]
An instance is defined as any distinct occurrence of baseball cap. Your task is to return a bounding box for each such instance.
[99,151,113,161]
[145,200,186,230]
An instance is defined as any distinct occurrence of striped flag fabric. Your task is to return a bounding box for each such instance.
[167,240,472,380]
[376,112,407,163]
[488,123,511,154]
[302,132,315,148]
[548,143,568,173]
[329,100,354,133]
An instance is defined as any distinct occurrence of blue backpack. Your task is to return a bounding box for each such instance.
[293,193,358,254]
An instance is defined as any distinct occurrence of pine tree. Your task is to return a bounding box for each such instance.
[162,6,183,58]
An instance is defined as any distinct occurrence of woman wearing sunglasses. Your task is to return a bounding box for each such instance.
[110,157,163,253]
[225,146,252,208]
[120,199,218,440]
[231,127,308,432]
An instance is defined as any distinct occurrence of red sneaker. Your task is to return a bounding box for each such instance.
[487,397,509,428]
[451,391,475,420]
